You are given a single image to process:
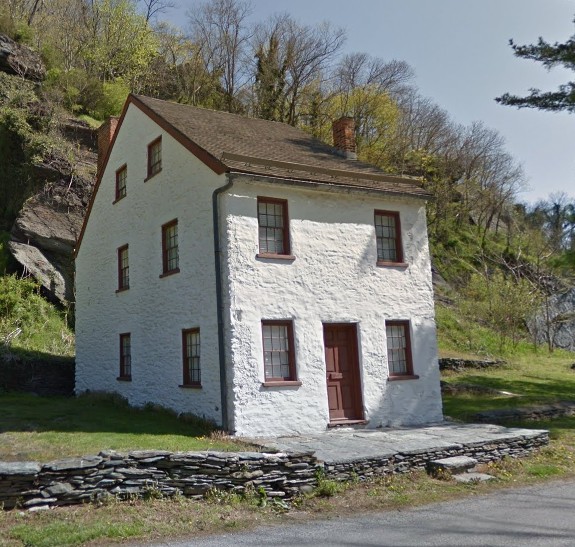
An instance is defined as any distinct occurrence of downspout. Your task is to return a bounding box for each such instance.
[212,174,234,432]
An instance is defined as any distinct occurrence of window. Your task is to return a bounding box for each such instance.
[375,211,403,264]
[117,244,129,291]
[115,165,127,201]
[261,321,297,383]
[257,197,291,257]
[161,219,179,276]
[118,333,131,380]
[147,137,162,178]
[385,321,416,379]
[182,328,201,386]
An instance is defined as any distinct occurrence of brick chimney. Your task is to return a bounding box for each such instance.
[332,116,357,160]
[97,116,119,176]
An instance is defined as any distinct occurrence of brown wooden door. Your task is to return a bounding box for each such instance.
[323,324,363,423]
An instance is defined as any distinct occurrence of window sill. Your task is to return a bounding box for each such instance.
[115,287,129,293]
[388,374,419,382]
[262,380,302,387]
[144,168,162,182]
[256,253,296,261]
[179,384,202,389]
[376,261,408,268]
[159,268,180,278]
[112,196,126,204]
[117,376,132,382]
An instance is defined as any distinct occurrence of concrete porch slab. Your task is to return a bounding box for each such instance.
[249,422,548,464]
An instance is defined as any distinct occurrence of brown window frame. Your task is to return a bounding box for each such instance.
[118,332,132,381]
[256,197,294,260]
[116,244,129,292]
[160,219,179,277]
[114,164,127,202]
[385,320,418,380]
[261,320,299,386]
[146,136,162,179]
[181,328,201,388]
[374,210,405,266]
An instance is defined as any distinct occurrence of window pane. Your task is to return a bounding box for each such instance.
[183,330,200,385]
[262,322,294,380]
[258,199,287,254]
[120,334,131,378]
[375,212,400,262]
[386,322,411,376]
[163,221,179,273]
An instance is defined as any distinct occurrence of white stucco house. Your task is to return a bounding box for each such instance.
[75,94,443,437]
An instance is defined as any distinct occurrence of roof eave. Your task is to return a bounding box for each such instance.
[227,169,432,201]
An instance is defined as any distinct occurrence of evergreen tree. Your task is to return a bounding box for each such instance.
[496,21,575,112]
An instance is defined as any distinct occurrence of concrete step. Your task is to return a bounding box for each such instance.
[453,472,496,484]
[427,456,478,477]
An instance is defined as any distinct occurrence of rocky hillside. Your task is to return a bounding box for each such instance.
[1,32,574,355]
[0,34,96,304]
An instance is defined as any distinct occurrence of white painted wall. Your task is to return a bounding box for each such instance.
[221,177,443,437]
[75,104,225,425]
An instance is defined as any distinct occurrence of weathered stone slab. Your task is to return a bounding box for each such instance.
[453,472,496,484]
[0,462,41,476]
[427,456,478,476]
[43,456,102,472]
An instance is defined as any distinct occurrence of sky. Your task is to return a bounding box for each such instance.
[172,0,575,204]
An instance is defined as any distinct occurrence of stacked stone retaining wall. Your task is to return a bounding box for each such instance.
[0,356,74,396]
[0,430,549,511]
[438,358,506,372]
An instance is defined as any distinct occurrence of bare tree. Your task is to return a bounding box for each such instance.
[138,0,175,22]
[250,13,345,125]
[188,0,253,112]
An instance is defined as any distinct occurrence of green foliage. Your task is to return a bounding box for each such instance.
[461,270,542,351]
[80,0,159,85]
[87,78,130,120]
[0,275,74,356]
[314,468,345,497]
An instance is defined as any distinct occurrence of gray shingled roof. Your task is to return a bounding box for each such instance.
[133,94,430,198]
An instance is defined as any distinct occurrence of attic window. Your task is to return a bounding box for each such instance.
[147,137,162,178]
[115,165,127,202]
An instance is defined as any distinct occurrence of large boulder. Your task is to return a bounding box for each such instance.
[529,288,575,351]
[8,120,97,304]
[0,34,45,81]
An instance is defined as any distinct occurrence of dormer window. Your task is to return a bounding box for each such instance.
[115,165,127,201]
[147,137,162,178]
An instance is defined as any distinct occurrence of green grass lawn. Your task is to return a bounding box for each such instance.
[441,351,575,420]
[0,392,249,461]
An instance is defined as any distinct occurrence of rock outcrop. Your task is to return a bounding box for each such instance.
[0,34,45,81]
[528,288,575,351]
[8,137,96,303]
